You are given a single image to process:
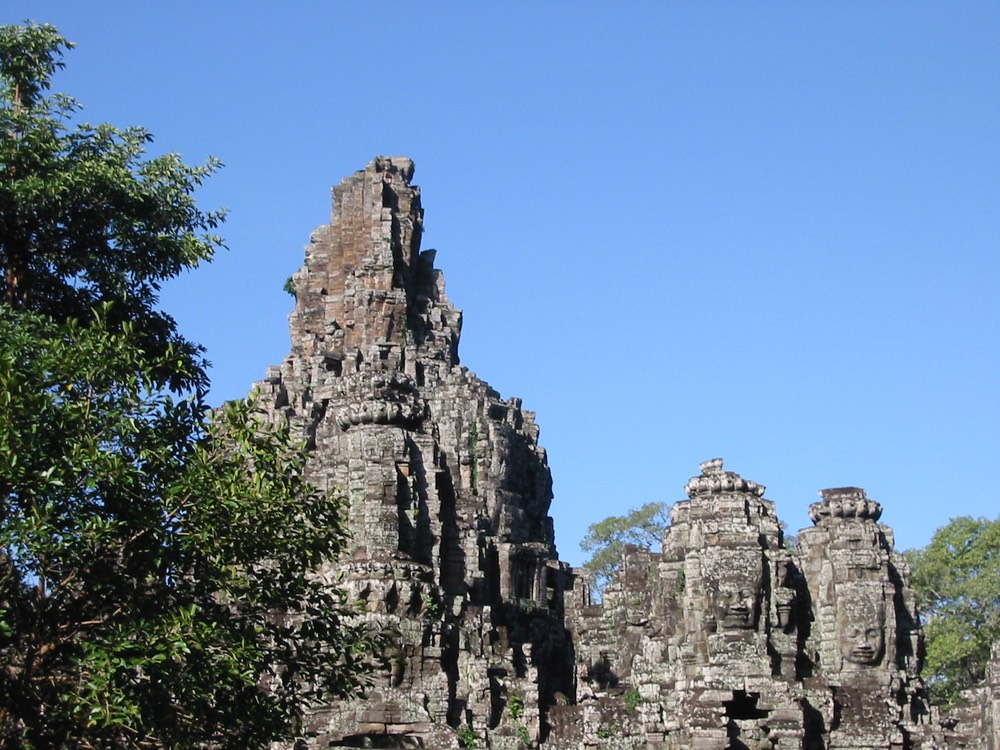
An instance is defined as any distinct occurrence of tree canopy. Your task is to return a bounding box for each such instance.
[0,23,377,749]
[0,22,223,393]
[906,515,1000,707]
[580,502,670,594]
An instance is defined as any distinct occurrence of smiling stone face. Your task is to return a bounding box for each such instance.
[708,549,764,631]
[842,622,884,665]
[837,586,885,667]
[718,577,761,630]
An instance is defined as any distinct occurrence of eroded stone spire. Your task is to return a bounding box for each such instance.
[256,158,572,749]
[286,156,461,384]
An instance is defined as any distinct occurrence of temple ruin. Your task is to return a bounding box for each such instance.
[254,157,998,749]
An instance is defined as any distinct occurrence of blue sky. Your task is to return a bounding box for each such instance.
[6,3,998,566]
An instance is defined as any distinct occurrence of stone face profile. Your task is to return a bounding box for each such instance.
[254,158,996,749]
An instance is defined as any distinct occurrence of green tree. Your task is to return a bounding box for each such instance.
[580,502,670,594]
[0,22,223,392]
[0,24,378,749]
[906,515,1000,707]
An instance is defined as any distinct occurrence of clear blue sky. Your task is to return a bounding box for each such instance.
[6,3,998,566]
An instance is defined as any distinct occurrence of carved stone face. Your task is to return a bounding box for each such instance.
[709,550,763,631]
[718,581,760,629]
[837,587,885,666]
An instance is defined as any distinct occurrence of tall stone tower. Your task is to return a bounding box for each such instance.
[797,487,927,749]
[255,157,574,748]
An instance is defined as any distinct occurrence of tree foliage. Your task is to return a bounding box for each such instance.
[0,23,378,749]
[906,515,1000,707]
[0,22,224,392]
[580,502,670,594]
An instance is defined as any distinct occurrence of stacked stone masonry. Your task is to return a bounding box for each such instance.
[254,158,998,750]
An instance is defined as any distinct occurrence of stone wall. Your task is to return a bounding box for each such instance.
[254,158,996,749]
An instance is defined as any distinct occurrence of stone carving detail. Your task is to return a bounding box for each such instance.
[254,158,997,750]
[838,586,886,666]
[808,486,883,524]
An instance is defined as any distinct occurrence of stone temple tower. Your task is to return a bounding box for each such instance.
[796,487,928,749]
[255,157,574,748]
